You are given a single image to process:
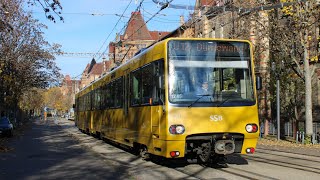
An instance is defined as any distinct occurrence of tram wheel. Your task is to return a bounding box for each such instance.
[140,146,150,161]
[199,143,211,163]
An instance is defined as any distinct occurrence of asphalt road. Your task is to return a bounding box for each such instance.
[0,118,132,180]
[1,117,320,180]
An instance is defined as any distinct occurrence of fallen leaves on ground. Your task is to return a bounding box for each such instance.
[257,137,320,156]
[0,120,32,153]
[258,138,320,148]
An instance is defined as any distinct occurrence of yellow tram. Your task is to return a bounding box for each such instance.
[75,38,261,164]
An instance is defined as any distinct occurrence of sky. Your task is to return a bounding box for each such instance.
[26,0,197,79]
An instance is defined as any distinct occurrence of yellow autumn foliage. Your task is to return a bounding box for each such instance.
[281,0,295,17]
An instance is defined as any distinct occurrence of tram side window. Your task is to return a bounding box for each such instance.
[131,70,141,106]
[154,60,164,105]
[114,78,123,108]
[80,97,83,111]
[141,64,153,105]
[92,89,97,110]
[83,94,86,111]
[76,97,79,112]
[99,86,104,110]
[83,96,86,111]
[84,94,88,111]
[102,84,110,109]
[95,88,102,110]
[109,82,116,108]
[87,93,92,111]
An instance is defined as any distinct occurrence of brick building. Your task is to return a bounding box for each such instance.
[80,58,113,88]
[108,11,170,65]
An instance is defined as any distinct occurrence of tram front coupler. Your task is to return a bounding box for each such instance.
[214,140,235,155]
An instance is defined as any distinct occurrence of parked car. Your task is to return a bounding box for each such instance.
[0,116,13,137]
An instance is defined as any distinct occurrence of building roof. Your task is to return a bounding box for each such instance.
[199,0,217,7]
[83,60,113,76]
[149,31,170,41]
[64,75,71,81]
[89,62,104,75]
[123,11,153,41]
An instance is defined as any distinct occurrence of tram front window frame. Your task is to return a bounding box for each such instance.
[167,40,256,107]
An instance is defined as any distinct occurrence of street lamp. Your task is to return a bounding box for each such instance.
[272,61,283,141]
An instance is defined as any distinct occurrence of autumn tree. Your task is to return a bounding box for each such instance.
[229,0,319,141]
[43,87,72,114]
[282,0,320,142]
[19,88,45,115]
[0,0,61,116]
[261,0,319,141]
[26,0,63,22]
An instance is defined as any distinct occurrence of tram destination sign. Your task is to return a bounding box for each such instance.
[168,40,250,57]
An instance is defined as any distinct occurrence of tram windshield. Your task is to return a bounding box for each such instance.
[167,40,255,107]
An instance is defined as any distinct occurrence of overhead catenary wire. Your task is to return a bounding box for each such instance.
[141,4,181,22]
[31,11,131,16]
[93,0,134,59]
[96,0,146,61]
[118,0,174,64]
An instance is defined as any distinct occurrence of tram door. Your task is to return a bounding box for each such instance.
[151,60,164,154]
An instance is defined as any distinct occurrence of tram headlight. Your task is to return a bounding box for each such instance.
[169,125,185,134]
[246,124,258,133]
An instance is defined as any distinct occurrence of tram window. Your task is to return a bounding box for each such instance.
[82,95,85,111]
[84,95,86,111]
[89,92,93,111]
[77,97,80,111]
[141,65,153,105]
[114,78,123,108]
[85,93,89,111]
[80,97,83,111]
[131,70,141,106]
[93,89,97,110]
[102,85,108,109]
[109,82,116,108]
[84,96,86,110]
[105,84,111,109]
[153,60,164,105]
[96,87,102,110]
[99,87,104,110]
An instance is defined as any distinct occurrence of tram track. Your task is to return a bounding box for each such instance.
[257,147,320,158]
[243,155,320,174]
[255,149,320,163]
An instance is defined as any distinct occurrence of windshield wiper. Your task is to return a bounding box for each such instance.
[216,97,231,107]
[216,93,238,107]
[188,94,211,108]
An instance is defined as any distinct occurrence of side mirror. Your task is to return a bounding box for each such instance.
[256,76,262,90]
